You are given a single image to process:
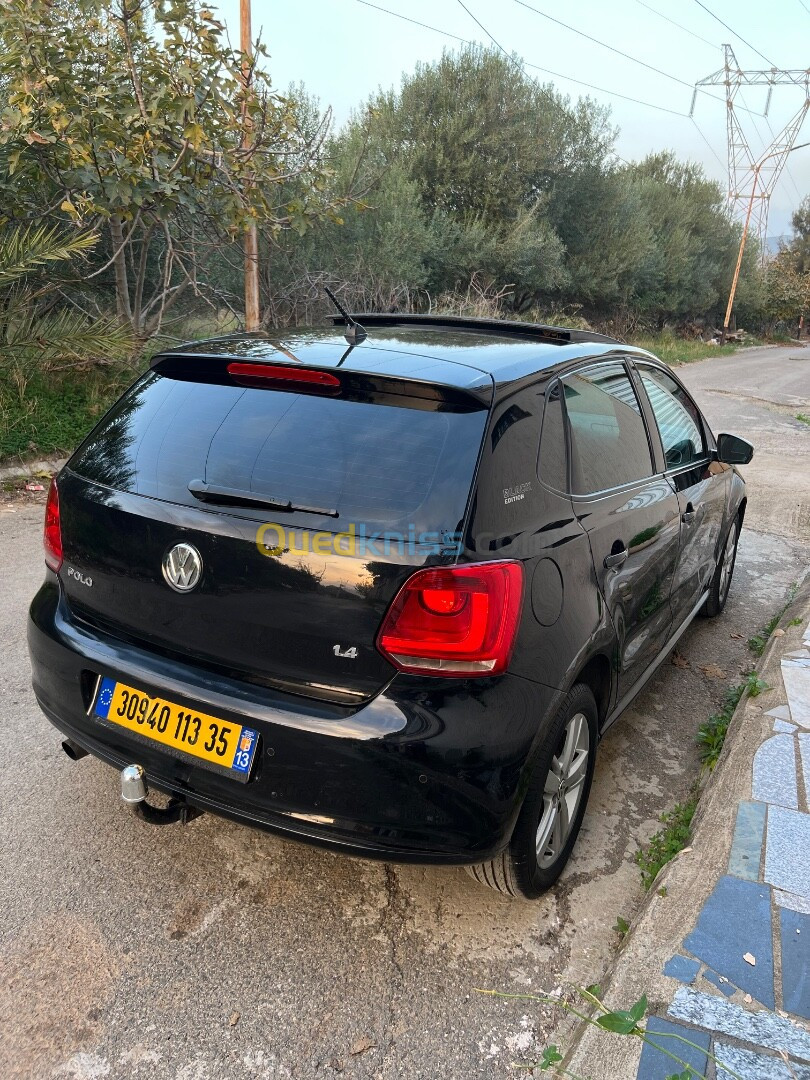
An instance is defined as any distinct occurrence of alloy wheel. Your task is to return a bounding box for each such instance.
[535,712,591,869]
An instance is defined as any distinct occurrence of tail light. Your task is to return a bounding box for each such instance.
[377,561,524,677]
[44,477,63,572]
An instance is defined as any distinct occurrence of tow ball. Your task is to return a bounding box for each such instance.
[120,764,203,826]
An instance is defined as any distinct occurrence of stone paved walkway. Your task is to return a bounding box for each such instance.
[636,620,810,1079]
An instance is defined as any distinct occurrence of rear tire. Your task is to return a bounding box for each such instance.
[465,684,598,899]
[703,513,740,618]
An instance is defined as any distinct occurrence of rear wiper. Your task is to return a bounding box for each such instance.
[188,480,338,517]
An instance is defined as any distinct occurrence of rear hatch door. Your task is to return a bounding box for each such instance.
[59,352,490,702]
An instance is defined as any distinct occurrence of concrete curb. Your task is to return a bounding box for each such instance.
[0,456,66,482]
[562,575,810,1079]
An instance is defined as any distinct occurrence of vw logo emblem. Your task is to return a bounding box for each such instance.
[162,542,202,593]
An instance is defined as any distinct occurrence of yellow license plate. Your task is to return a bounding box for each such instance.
[93,677,258,780]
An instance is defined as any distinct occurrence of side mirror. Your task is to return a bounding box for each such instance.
[717,433,754,465]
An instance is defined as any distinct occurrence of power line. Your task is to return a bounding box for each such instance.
[633,0,718,48]
[692,0,776,67]
[353,0,689,117]
[353,0,470,45]
[691,117,727,172]
[765,116,804,203]
[514,0,695,89]
[799,0,810,15]
[461,0,724,179]
[512,0,764,117]
[456,0,512,59]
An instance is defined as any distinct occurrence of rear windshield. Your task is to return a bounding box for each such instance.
[69,371,487,536]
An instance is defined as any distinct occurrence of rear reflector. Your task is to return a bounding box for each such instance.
[377,561,523,677]
[227,362,340,387]
[44,477,63,572]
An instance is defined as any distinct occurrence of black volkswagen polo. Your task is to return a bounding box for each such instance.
[28,314,752,899]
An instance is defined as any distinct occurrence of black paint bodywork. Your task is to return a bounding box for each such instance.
[27,325,747,863]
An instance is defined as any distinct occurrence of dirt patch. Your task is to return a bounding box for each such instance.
[0,915,120,1080]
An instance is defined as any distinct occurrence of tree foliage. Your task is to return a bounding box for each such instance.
[762,250,810,329]
[789,196,810,274]
[0,27,800,344]
[269,47,763,330]
[0,0,338,336]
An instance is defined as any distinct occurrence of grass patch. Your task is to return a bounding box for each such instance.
[0,367,135,461]
[636,793,698,890]
[797,413,810,426]
[628,334,741,365]
[0,315,231,464]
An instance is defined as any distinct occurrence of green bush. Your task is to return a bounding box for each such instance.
[0,369,132,460]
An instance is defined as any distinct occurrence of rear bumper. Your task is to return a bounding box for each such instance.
[28,580,557,864]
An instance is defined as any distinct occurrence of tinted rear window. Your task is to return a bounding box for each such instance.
[69,372,487,535]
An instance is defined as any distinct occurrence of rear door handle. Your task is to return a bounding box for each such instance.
[604,547,628,569]
[682,502,697,525]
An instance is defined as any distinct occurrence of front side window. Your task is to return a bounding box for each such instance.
[638,366,705,470]
[562,363,653,495]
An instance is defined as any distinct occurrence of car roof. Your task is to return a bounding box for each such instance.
[159,318,656,396]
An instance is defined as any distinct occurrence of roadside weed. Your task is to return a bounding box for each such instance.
[476,986,744,1078]
[635,794,698,889]
[744,671,769,698]
[748,628,775,656]
[748,583,800,655]
[696,673,774,771]
[796,413,810,426]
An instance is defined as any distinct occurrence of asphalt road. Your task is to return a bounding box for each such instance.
[1,345,808,1080]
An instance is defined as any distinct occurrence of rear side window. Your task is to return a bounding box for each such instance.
[638,366,706,469]
[562,363,653,495]
[69,371,488,535]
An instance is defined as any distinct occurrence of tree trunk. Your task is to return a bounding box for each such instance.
[110,215,133,328]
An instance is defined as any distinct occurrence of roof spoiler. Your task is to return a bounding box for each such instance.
[330,312,621,346]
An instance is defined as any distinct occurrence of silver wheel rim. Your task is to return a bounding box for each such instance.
[535,712,590,869]
[720,522,738,601]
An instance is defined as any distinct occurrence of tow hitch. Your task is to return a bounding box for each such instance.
[120,764,203,826]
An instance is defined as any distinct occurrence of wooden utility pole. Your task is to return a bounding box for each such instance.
[240,0,260,331]
[720,176,758,345]
[720,140,809,344]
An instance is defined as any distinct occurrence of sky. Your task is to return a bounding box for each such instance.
[215,0,809,237]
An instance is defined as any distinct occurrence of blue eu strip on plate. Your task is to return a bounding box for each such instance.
[94,676,117,719]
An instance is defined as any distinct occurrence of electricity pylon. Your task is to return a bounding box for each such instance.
[692,45,810,260]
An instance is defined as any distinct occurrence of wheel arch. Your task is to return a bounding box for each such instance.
[572,652,613,730]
